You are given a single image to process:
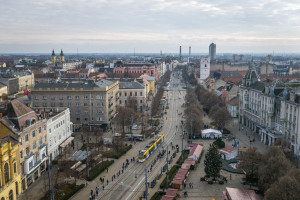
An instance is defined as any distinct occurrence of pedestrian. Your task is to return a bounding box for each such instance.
[107,180,108,185]
[106,168,108,172]
[112,176,113,182]
[122,169,123,173]
[103,185,104,190]
[184,183,186,188]
[189,182,191,188]
[93,194,95,200]
[192,183,193,188]
[89,194,92,200]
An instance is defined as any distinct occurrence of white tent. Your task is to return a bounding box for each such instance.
[201,129,222,139]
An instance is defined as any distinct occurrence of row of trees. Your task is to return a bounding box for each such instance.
[151,70,171,117]
[195,85,231,129]
[184,88,203,137]
[238,146,300,199]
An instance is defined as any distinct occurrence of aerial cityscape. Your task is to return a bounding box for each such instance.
[1,1,300,200]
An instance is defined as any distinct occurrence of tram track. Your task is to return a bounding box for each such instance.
[99,87,180,200]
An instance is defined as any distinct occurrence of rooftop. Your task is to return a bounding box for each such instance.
[119,81,145,89]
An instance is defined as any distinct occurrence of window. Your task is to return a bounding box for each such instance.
[96,95,103,99]
[135,92,137,96]
[119,100,122,104]
[76,110,80,114]
[97,103,103,107]
[97,117,103,121]
[25,134,29,141]
[43,96,47,100]
[75,96,79,100]
[67,96,72,100]
[4,163,9,184]
[14,163,16,173]
[85,118,88,121]
[43,103,47,107]
[76,103,80,107]
[9,190,13,200]
[51,96,55,100]
[20,151,23,158]
[51,102,55,107]
[119,92,122,97]
[125,100,127,105]
[67,103,72,107]
[32,131,35,137]
[33,142,36,149]
[26,147,29,155]
[59,103,63,107]
[140,92,143,96]
[84,103,88,107]
[39,127,42,133]
[34,96,38,100]
[76,118,80,121]
[39,138,42,145]
[125,92,127,96]
[84,96,88,100]
[97,110,103,114]
[49,128,51,133]
[130,92,132,96]
[140,100,143,103]
[59,96,63,100]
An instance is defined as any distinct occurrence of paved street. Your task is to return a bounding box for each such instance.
[70,71,186,200]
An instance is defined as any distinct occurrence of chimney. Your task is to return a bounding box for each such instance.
[179,46,182,61]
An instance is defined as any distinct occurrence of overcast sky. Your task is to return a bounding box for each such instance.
[1,0,300,54]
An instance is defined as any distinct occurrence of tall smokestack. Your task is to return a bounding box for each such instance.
[179,46,182,61]
[189,46,191,57]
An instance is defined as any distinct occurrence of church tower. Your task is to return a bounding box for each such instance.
[60,49,65,62]
[199,56,210,84]
[51,49,56,63]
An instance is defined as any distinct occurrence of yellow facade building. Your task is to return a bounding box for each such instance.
[0,134,21,200]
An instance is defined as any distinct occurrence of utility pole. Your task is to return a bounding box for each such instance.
[166,145,169,189]
[86,125,90,180]
[145,168,148,200]
[181,130,184,163]
[190,121,193,144]
[48,158,54,200]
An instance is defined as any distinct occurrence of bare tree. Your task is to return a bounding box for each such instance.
[258,146,293,193]
[237,147,262,184]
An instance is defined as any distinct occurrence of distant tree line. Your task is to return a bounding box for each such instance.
[151,70,171,117]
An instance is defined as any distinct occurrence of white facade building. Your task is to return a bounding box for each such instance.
[199,56,210,84]
[46,108,72,161]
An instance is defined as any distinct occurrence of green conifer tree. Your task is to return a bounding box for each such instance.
[204,144,223,180]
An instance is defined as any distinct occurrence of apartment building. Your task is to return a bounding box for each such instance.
[280,87,300,155]
[0,135,21,200]
[0,71,34,95]
[32,79,119,130]
[37,108,73,161]
[0,100,47,192]
[113,62,159,80]
[119,80,146,112]
[240,67,300,156]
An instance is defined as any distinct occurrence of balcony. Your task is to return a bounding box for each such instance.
[109,103,113,108]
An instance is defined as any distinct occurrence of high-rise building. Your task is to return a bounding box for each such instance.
[209,43,216,60]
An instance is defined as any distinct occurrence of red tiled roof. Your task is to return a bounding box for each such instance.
[222,77,242,85]
[166,189,178,197]
[224,187,261,200]
[79,69,89,73]
[219,147,237,154]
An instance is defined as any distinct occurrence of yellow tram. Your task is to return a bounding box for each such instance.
[138,134,164,163]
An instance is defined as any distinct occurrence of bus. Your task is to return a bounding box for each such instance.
[138,134,164,163]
